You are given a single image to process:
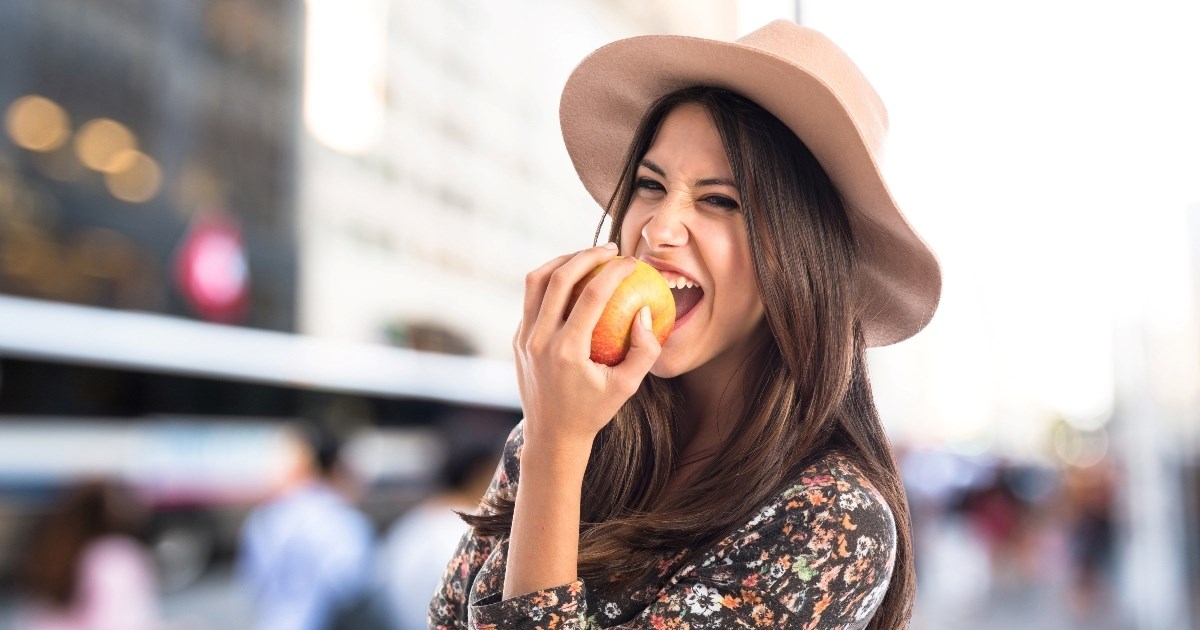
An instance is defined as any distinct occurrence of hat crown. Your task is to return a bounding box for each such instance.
[736,20,889,153]
[735,19,817,49]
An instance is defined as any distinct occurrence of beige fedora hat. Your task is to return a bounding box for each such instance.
[560,20,941,347]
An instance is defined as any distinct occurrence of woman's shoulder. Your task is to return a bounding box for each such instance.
[785,450,894,515]
[680,450,897,620]
[772,450,897,539]
[712,450,897,571]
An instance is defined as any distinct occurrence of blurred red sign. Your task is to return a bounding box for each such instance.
[174,213,249,323]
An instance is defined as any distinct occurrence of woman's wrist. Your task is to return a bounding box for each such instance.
[520,419,597,469]
[518,437,593,485]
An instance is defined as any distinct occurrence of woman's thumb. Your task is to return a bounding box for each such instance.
[619,306,662,375]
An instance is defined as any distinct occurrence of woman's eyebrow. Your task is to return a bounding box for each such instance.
[639,159,667,177]
[639,159,738,189]
[696,176,738,189]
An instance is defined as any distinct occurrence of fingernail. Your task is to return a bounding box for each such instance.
[639,306,652,330]
[603,242,618,250]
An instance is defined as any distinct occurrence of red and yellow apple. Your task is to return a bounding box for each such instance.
[567,257,676,366]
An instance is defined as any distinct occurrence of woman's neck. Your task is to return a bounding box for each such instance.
[674,325,769,453]
[676,365,742,456]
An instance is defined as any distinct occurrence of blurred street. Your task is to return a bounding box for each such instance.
[2,0,1199,628]
[0,567,254,630]
[0,538,1129,630]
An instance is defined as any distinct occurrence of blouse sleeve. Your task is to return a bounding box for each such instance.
[468,456,898,630]
[429,421,526,629]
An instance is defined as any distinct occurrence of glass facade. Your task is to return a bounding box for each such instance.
[0,0,301,331]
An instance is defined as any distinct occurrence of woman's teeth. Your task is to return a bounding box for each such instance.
[665,277,698,289]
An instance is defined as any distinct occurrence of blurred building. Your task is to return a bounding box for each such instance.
[0,0,739,380]
[0,0,312,591]
[0,0,735,602]
[0,0,324,421]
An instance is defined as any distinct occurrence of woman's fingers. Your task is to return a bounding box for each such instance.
[532,244,623,338]
[555,255,637,343]
[521,245,619,339]
[519,251,579,343]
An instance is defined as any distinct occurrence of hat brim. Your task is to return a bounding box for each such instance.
[560,29,941,347]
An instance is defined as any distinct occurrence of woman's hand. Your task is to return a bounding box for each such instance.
[513,243,663,451]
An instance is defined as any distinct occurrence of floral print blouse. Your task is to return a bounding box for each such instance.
[430,422,896,629]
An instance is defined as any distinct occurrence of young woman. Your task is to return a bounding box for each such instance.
[431,20,941,629]
[14,480,163,630]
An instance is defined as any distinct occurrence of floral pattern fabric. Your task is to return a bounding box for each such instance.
[430,422,897,629]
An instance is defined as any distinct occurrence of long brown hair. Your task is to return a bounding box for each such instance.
[20,480,145,607]
[469,86,915,628]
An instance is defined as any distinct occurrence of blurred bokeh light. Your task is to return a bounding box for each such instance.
[4,96,71,153]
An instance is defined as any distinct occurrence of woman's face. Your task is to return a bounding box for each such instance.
[620,103,766,380]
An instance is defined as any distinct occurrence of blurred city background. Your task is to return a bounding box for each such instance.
[0,0,1197,628]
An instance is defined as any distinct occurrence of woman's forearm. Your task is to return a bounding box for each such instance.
[502,246,658,601]
[502,433,594,600]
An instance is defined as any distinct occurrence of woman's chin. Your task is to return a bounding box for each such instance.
[649,351,689,379]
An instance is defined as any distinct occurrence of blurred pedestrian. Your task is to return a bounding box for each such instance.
[377,440,501,630]
[236,425,375,630]
[1064,459,1117,622]
[959,465,1026,583]
[13,479,164,630]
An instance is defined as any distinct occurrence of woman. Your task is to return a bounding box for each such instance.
[14,480,164,630]
[431,20,940,629]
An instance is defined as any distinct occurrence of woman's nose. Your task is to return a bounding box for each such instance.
[641,195,688,250]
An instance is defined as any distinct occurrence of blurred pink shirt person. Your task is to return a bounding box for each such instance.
[14,535,163,630]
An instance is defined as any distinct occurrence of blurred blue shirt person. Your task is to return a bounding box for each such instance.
[238,427,373,630]
[377,441,500,630]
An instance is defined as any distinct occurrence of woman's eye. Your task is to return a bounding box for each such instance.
[704,195,740,211]
[635,178,664,192]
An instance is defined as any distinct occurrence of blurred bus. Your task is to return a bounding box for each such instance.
[0,294,521,591]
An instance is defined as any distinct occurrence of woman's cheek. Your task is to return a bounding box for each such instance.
[619,221,642,253]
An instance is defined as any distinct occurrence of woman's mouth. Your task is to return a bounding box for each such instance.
[663,274,703,331]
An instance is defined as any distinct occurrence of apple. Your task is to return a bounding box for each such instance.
[567,256,676,366]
